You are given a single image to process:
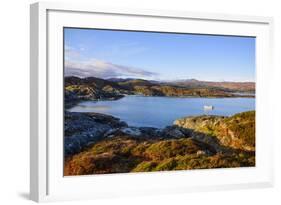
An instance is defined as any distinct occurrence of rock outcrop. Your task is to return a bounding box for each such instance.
[64,111,255,175]
[64,112,127,156]
[174,111,255,151]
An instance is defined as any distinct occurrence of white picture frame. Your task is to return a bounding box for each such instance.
[30,2,274,202]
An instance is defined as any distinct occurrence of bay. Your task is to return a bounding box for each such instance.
[68,96,255,128]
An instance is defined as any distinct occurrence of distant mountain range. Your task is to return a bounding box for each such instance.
[106,77,255,92]
[106,78,137,82]
[167,79,255,92]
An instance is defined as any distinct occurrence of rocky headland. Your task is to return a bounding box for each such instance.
[64,76,255,108]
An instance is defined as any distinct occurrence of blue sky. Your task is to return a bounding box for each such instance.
[64,28,255,82]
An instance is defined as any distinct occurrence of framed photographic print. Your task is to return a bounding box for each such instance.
[30,2,274,202]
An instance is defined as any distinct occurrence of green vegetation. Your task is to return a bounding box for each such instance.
[144,139,208,160]
[64,114,255,176]
[64,76,254,106]
[174,111,255,151]
[223,111,255,147]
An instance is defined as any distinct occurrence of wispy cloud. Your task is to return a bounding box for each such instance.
[65,59,158,79]
[64,45,82,60]
[64,43,157,79]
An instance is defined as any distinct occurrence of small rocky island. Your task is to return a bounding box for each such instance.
[64,76,255,175]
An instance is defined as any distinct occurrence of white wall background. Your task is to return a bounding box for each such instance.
[0,0,280,204]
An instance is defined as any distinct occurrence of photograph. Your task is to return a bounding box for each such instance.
[63,28,256,176]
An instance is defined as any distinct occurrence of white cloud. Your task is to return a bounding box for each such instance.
[64,59,158,79]
[64,45,81,60]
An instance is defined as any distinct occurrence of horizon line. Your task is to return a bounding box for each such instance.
[64,75,255,83]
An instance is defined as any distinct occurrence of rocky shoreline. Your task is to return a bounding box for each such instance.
[64,76,255,175]
[64,111,196,156]
[64,76,255,109]
[64,110,255,175]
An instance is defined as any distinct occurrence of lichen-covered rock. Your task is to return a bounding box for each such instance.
[161,126,186,138]
[174,111,255,151]
[64,112,128,156]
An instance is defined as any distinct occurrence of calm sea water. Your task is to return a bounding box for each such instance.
[68,96,255,128]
